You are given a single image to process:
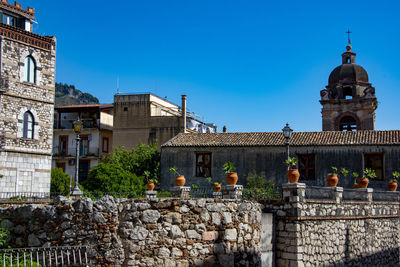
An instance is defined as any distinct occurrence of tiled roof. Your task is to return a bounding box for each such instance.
[162,130,400,147]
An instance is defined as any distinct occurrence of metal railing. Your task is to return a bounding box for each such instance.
[0,246,88,266]
[0,192,57,202]
[52,146,99,157]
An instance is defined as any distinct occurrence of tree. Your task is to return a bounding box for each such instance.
[83,142,160,196]
[82,163,144,197]
[50,168,71,193]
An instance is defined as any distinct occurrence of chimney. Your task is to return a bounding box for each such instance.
[223,126,227,133]
[181,95,187,133]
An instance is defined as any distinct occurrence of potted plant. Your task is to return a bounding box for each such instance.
[327,167,348,187]
[352,172,360,188]
[223,161,238,185]
[206,177,222,192]
[284,157,299,183]
[359,168,376,188]
[170,166,186,186]
[144,171,157,191]
[388,171,399,191]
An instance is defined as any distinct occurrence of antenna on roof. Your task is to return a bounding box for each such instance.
[116,76,119,95]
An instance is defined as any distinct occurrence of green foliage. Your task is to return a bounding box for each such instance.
[340,168,349,177]
[330,166,338,174]
[284,157,297,169]
[205,177,212,184]
[50,168,71,193]
[106,143,160,179]
[191,184,200,190]
[392,171,400,180]
[157,191,172,198]
[243,171,281,200]
[222,161,236,173]
[0,228,9,248]
[82,143,160,197]
[169,166,180,176]
[363,168,377,179]
[352,172,359,178]
[82,163,144,197]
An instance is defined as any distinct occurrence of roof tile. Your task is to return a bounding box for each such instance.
[162,130,400,147]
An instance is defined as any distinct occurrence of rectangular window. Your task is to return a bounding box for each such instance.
[364,153,384,180]
[148,131,156,145]
[79,160,90,183]
[59,135,68,156]
[80,135,89,157]
[298,154,316,180]
[102,137,109,153]
[196,152,211,177]
[56,162,66,173]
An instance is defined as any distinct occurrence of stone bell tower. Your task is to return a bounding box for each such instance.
[320,44,377,131]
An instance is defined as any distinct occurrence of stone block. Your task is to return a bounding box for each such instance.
[170,186,191,199]
[202,231,219,241]
[145,190,157,199]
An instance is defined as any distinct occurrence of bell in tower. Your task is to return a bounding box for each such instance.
[320,43,377,131]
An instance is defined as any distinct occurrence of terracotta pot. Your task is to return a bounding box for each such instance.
[388,182,398,191]
[147,182,155,191]
[214,184,221,192]
[226,172,238,185]
[358,177,369,188]
[352,183,359,189]
[174,175,186,186]
[327,174,339,187]
[287,169,300,183]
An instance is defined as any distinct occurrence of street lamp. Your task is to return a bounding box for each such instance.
[71,118,83,197]
[282,123,293,169]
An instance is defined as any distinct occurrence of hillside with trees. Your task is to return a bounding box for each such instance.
[55,82,99,106]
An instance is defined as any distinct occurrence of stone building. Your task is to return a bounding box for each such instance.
[52,104,113,182]
[113,93,216,150]
[160,44,399,190]
[320,44,377,131]
[0,1,56,194]
[160,130,400,190]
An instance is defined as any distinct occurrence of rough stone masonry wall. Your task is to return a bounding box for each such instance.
[0,196,262,267]
[265,184,400,267]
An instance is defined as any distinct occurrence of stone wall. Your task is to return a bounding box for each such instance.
[264,183,400,266]
[0,197,262,267]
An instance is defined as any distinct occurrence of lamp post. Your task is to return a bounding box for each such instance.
[71,119,83,197]
[282,123,293,170]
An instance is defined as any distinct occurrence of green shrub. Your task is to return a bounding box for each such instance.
[243,171,281,200]
[50,168,72,193]
[82,163,144,197]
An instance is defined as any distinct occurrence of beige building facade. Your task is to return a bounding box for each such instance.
[0,1,56,194]
[113,93,216,150]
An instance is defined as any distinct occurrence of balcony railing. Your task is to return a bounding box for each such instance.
[53,146,99,157]
[54,119,99,130]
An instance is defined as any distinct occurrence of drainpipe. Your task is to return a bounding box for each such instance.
[181,95,187,133]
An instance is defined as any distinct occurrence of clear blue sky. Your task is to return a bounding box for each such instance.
[24,0,400,132]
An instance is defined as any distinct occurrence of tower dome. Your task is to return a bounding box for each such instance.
[328,63,369,85]
[320,44,377,132]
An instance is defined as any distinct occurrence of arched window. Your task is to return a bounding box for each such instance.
[23,56,36,83]
[23,111,34,139]
[339,116,357,131]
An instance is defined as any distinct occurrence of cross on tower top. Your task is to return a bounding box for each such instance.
[346,29,352,44]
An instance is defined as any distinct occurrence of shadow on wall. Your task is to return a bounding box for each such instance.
[342,226,400,266]
[191,252,261,267]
